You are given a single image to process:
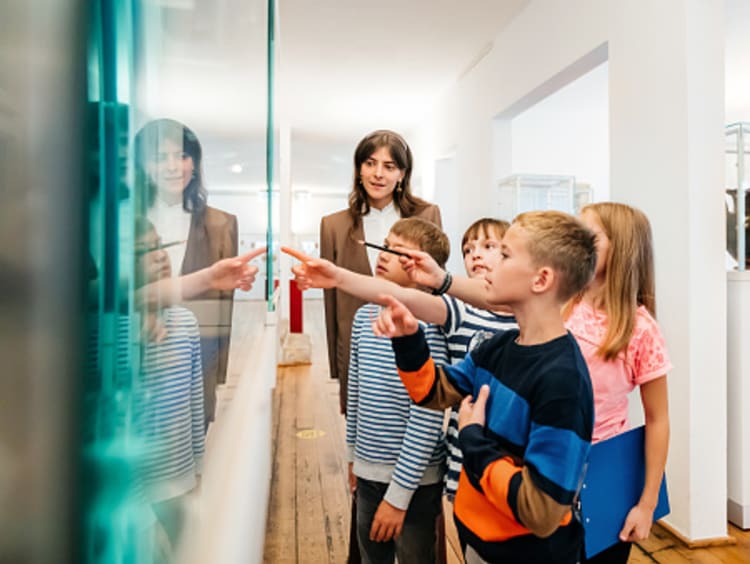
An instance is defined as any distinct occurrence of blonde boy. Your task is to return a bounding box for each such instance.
[373,211,597,564]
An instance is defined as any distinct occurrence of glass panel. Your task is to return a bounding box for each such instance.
[82,0,272,561]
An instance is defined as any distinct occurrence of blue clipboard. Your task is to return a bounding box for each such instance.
[580,425,669,558]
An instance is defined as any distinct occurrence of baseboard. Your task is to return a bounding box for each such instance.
[728,498,750,529]
[657,519,737,548]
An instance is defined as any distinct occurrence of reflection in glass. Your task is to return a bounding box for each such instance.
[81,0,272,561]
[135,119,239,428]
[726,122,750,271]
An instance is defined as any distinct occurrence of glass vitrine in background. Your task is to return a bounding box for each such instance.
[497,173,577,221]
[725,122,750,271]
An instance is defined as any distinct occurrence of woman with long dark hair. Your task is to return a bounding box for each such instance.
[320,129,442,415]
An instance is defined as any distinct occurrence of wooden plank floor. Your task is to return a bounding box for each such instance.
[264,300,350,564]
[263,300,750,564]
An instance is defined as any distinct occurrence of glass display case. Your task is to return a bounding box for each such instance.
[497,174,577,221]
[726,122,749,271]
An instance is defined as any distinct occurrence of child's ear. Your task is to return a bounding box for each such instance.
[532,266,555,294]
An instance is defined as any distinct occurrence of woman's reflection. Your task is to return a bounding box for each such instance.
[135,119,239,428]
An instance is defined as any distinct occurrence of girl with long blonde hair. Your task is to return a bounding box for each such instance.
[565,202,670,564]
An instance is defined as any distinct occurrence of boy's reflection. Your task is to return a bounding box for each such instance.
[134,217,204,554]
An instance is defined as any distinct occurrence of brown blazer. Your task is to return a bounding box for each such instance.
[181,206,238,424]
[319,202,442,413]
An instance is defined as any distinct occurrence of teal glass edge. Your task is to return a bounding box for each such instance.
[266,0,276,310]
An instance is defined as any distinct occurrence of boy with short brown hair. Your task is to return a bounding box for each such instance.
[323,217,450,564]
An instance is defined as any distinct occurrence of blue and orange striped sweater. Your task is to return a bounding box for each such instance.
[392,327,593,564]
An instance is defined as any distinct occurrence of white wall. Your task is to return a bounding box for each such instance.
[511,62,609,202]
[287,134,352,299]
[289,133,352,238]
[432,155,465,274]
[415,0,727,543]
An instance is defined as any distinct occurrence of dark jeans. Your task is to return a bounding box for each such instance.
[349,498,362,563]
[583,541,632,564]
[356,477,442,564]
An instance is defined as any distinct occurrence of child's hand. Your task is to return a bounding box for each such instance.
[371,295,419,338]
[208,247,265,291]
[393,246,446,290]
[619,503,654,542]
[281,246,340,290]
[458,384,490,430]
[348,462,357,495]
[370,499,406,542]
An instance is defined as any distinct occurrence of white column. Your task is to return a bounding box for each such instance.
[608,0,726,541]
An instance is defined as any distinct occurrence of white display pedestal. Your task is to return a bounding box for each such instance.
[728,270,750,529]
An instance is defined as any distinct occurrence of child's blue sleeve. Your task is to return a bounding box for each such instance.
[390,327,475,410]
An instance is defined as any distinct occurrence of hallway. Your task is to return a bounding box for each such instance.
[263,301,750,563]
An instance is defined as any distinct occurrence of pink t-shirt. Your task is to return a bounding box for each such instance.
[566,301,672,443]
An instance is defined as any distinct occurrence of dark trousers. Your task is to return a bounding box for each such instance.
[349,498,362,563]
[355,477,442,564]
[583,541,632,564]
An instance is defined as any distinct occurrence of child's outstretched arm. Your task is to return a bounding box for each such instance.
[394,246,493,310]
[136,247,265,309]
[374,295,474,411]
[281,246,449,325]
[198,247,265,295]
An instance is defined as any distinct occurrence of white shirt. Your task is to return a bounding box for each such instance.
[147,199,192,275]
[361,202,400,274]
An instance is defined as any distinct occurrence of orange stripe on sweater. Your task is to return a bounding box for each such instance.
[454,460,572,541]
[397,358,436,404]
[454,460,528,541]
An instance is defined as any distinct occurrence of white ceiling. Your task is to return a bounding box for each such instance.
[146,0,749,142]
[278,0,529,138]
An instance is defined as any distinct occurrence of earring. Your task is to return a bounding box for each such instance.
[396,180,403,193]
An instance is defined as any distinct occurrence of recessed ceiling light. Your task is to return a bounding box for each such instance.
[230,164,243,173]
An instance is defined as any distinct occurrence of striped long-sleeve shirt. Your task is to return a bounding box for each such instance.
[346,303,448,510]
[136,306,205,502]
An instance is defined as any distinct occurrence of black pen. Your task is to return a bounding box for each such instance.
[135,239,187,256]
[357,239,411,258]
